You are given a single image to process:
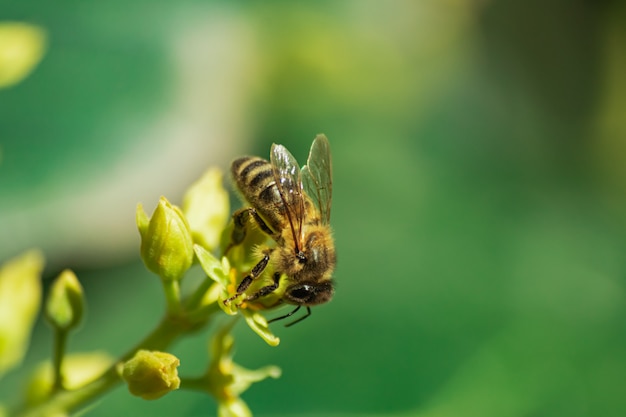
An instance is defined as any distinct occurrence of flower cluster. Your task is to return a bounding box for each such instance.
[0,166,284,417]
[133,167,284,412]
[136,168,282,345]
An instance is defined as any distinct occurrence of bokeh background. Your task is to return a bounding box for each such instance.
[2,0,626,416]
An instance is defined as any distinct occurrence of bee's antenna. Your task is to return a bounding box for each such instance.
[268,306,311,327]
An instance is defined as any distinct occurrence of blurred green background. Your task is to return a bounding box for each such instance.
[2,0,626,416]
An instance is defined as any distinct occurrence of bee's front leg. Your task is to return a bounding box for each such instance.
[244,272,281,302]
[223,250,271,305]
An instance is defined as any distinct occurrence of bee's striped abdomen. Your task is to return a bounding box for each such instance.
[231,156,286,234]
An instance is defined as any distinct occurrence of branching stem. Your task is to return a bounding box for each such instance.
[12,311,206,417]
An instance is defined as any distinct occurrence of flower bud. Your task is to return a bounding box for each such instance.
[194,244,237,315]
[25,352,112,406]
[0,250,44,377]
[137,197,194,281]
[44,269,84,331]
[0,22,46,88]
[182,168,230,252]
[122,350,181,400]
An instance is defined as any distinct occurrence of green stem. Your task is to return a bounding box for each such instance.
[12,314,197,417]
[185,300,222,323]
[51,328,68,392]
[184,275,215,311]
[179,376,208,393]
[162,279,182,315]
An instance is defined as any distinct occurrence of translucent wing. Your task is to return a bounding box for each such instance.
[270,143,306,250]
[301,134,332,224]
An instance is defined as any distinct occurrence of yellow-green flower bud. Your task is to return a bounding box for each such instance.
[183,168,230,252]
[121,350,181,400]
[137,197,194,281]
[25,352,113,406]
[0,250,44,377]
[0,22,47,89]
[44,270,84,331]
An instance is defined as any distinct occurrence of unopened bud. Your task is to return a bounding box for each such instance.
[0,250,44,376]
[182,168,230,252]
[137,197,194,281]
[25,352,112,406]
[0,22,47,88]
[45,270,84,331]
[122,350,181,400]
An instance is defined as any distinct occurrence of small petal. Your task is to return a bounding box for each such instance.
[183,168,230,252]
[230,363,281,395]
[0,250,44,377]
[241,310,280,347]
[218,398,251,417]
[194,245,237,315]
[194,244,230,288]
[138,197,194,281]
[122,350,181,400]
[136,203,150,234]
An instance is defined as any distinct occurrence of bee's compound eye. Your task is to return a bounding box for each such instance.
[289,285,314,300]
[288,284,315,303]
[284,281,334,306]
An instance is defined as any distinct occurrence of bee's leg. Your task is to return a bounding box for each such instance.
[225,208,252,253]
[223,251,270,305]
[268,306,312,327]
[226,208,276,253]
[244,272,281,302]
[284,306,311,327]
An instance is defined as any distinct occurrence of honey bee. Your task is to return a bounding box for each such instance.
[224,134,335,326]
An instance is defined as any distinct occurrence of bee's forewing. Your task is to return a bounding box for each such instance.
[302,134,333,224]
[270,143,306,247]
